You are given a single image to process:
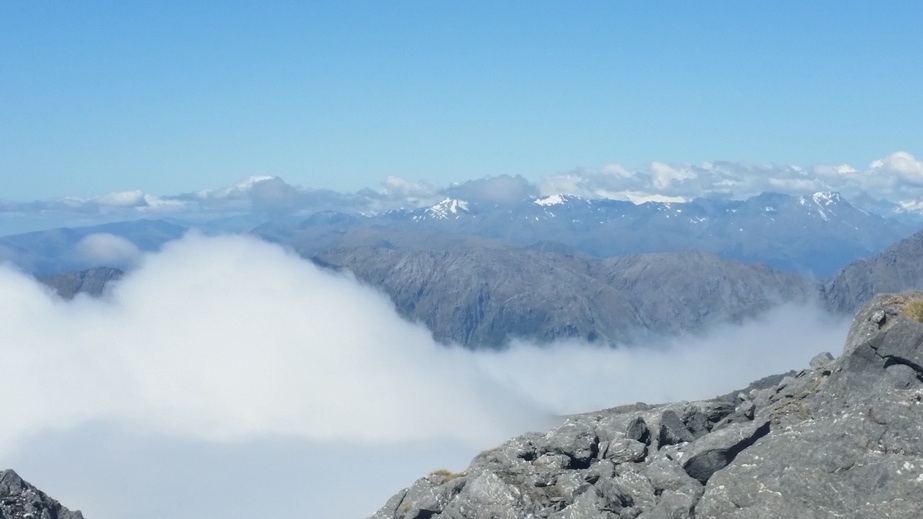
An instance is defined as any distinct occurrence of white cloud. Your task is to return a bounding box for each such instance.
[194,175,277,200]
[0,233,546,447]
[0,234,849,519]
[380,175,441,200]
[538,151,923,206]
[72,233,142,268]
[650,161,697,190]
[870,151,923,186]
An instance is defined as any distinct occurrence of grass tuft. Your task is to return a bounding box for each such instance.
[429,469,465,481]
[903,298,923,323]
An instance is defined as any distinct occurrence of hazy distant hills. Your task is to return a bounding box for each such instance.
[257,191,913,278]
[0,219,187,275]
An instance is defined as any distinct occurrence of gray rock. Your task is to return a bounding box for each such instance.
[681,420,770,484]
[312,234,815,348]
[367,292,923,519]
[38,267,123,299]
[625,416,651,445]
[0,470,84,519]
[809,351,835,369]
[657,410,696,447]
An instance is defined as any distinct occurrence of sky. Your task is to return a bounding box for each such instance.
[0,3,912,516]
[1,2,921,201]
[0,233,851,518]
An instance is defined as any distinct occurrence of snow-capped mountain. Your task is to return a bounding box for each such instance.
[413,198,472,220]
[261,191,916,277]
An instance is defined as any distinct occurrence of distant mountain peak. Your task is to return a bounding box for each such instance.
[811,191,842,206]
[423,198,470,219]
[534,194,583,207]
[195,175,278,199]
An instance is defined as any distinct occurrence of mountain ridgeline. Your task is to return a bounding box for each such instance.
[313,237,812,347]
[256,190,913,278]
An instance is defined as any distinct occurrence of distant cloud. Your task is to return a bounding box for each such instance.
[73,233,142,269]
[870,151,923,186]
[443,175,538,206]
[379,175,441,202]
[539,151,923,206]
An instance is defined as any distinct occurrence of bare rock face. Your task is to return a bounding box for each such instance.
[0,470,84,519]
[368,292,923,519]
[38,267,123,300]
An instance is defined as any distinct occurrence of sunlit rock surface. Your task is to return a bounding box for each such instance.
[369,292,923,519]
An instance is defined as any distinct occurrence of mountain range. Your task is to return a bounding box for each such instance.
[256,190,913,278]
[8,189,923,349]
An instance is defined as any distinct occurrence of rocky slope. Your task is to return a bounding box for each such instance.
[821,228,923,314]
[38,267,124,299]
[368,292,923,519]
[314,236,813,347]
[0,470,84,519]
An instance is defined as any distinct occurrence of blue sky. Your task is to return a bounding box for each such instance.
[1,1,920,200]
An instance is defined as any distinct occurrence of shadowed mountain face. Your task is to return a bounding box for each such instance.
[821,228,923,314]
[38,267,124,300]
[367,292,923,519]
[313,233,814,348]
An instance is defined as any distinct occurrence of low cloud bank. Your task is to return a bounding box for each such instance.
[0,234,851,519]
[0,233,548,449]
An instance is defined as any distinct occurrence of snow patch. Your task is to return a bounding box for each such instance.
[426,198,470,219]
[534,194,567,207]
[196,176,277,200]
[812,192,841,206]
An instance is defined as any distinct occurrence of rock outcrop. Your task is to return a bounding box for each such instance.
[368,292,923,518]
[38,267,123,300]
[821,228,923,314]
[0,470,84,519]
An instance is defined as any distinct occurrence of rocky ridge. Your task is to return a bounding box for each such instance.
[821,227,923,314]
[38,267,123,300]
[369,292,923,519]
[0,470,83,519]
[314,239,812,347]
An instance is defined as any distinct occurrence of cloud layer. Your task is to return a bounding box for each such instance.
[1,151,921,235]
[539,151,923,205]
[0,234,850,519]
